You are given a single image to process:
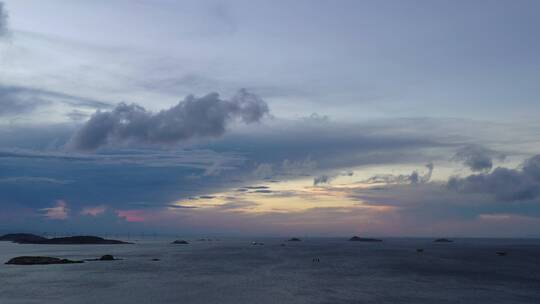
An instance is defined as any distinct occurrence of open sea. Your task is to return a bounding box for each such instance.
[1,238,539,303]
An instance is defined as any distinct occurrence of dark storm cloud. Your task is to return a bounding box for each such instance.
[0,84,111,116]
[71,89,269,150]
[453,144,505,172]
[0,2,8,37]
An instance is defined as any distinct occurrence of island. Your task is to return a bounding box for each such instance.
[349,236,383,242]
[433,238,453,243]
[0,233,47,243]
[171,240,189,244]
[5,256,83,265]
[288,237,302,242]
[0,234,130,244]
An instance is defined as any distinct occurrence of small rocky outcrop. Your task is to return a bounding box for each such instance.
[84,255,121,262]
[99,255,115,261]
[349,236,382,242]
[433,238,453,243]
[496,251,507,256]
[171,240,189,244]
[5,256,83,265]
[288,237,302,242]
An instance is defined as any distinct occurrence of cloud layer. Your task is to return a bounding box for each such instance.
[0,2,7,37]
[71,89,269,150]
[0,85,111,117]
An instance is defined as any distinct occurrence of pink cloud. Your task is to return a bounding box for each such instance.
[117,209,146,222]
[41,200,69,220]
[81,205,107,216]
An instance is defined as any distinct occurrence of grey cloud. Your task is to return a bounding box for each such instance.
[362,163,434,185]
[313,174,332,186]
[313,171,354,186]
[66,110,90,121]
[71,89,269,151]
[0,147,244,170]
[165,204,198,209]
[448,154,540,201]
[349,155,540,225]
[214,200,259,210]
[253,189,272,193]
[303,113,330,124]
[198,195,216,199]
[0,2,8,37]
[349,182,501,229]
[253,163,273,179]
[0,84,111,116]
[254,157,318,180]
[0,176,72,184]
[0,87,50,116]
[422,162,434,183]
[453,145,505,172]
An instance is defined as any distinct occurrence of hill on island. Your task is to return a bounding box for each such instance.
[0,234,130,245]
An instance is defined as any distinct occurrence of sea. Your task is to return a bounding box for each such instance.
[1,237,539,303]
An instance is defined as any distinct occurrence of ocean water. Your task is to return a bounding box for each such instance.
[1,238,539,303]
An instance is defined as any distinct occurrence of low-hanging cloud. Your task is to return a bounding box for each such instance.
[313,170,354,186]
[448,154,540,202]
[313,174,332,186]
[453,144,505,172]
[70,89,269,151]
[362,162,434,185]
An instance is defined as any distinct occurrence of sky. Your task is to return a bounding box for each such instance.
[1,0,540,237]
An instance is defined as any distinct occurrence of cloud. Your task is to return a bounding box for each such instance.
[0,84,111,117]
[453,144,505,172]
[66,110,90,121]
[0,1,8,38]
[313,174,332,185]
[253,163,274,179]
[117,209,146,223]
[0,176,72,184]
[348,154,540,229]
[41,200,69,220]
[0,86,50,116]
[303,113,329,124]
[313,171,354,186]
[70,89,269,150]
[80,205,107,216]
[448,155,540,202]
[362,163,434,185]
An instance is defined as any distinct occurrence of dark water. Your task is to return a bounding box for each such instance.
[1,238,539,303]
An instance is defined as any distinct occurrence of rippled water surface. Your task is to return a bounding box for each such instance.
[1,238,539,303]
